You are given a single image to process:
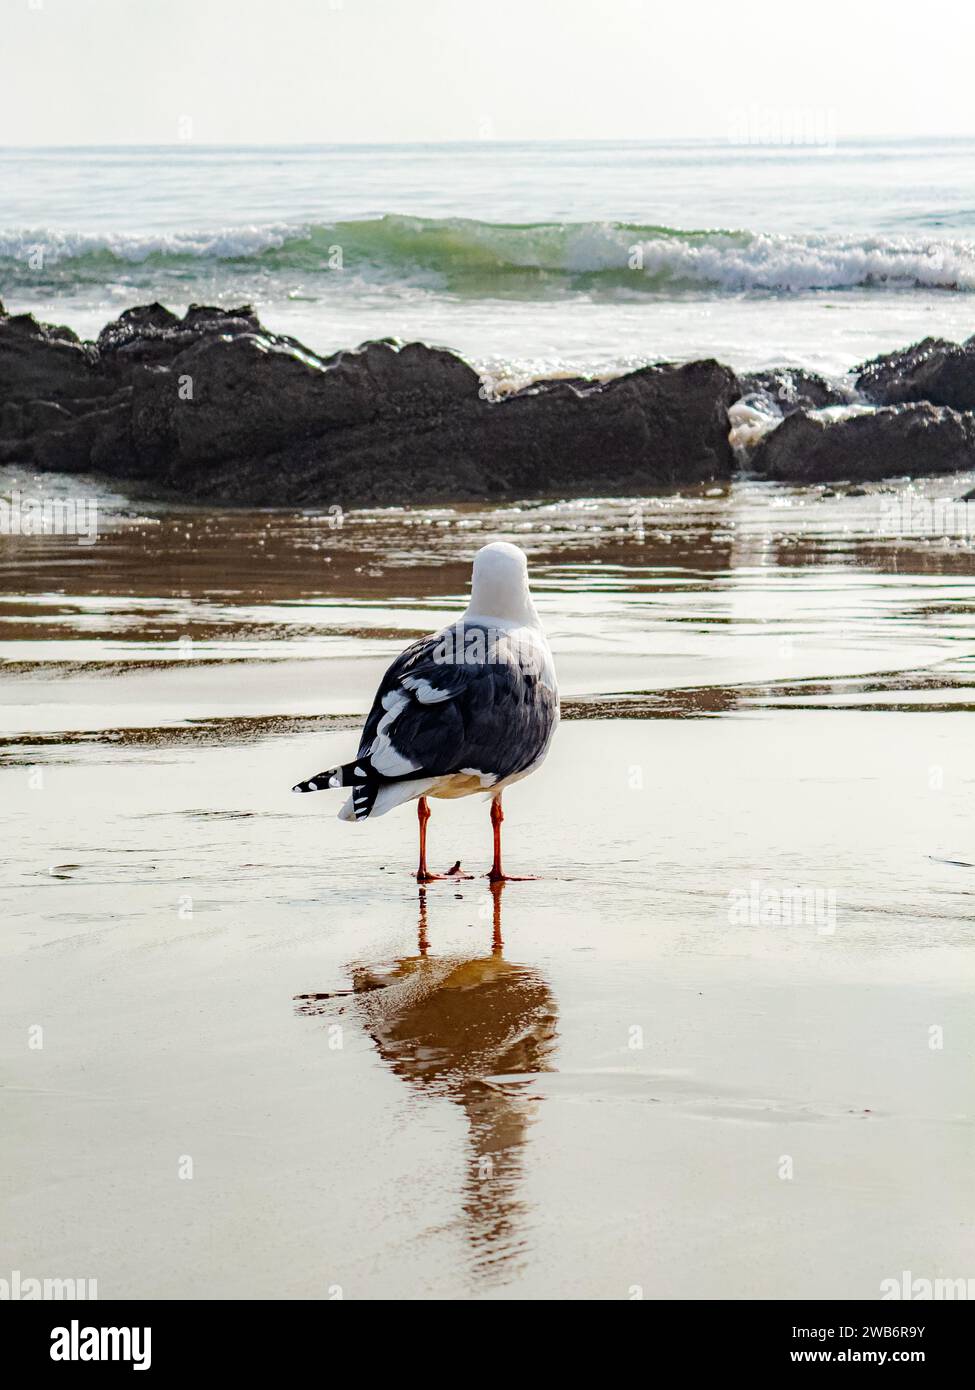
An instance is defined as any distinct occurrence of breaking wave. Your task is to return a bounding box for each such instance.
[3,215,975,297]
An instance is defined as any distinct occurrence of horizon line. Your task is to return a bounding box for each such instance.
[3,133,975,152]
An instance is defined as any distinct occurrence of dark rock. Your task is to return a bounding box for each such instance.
[738,367,850,415]
[121,334,485,485]
[751,403,975,483]
[323,338,483,407]
[0,311,103,404]
[4,300,738,503]
[96,302,263,372]
[1,399,73,437]
[491,359,738,495]
[95,302,180,362]
[131,353,738,505]
[14,296,975,503]
[856,337,975,411]
[30,402,131,475]
[180,304,261,334]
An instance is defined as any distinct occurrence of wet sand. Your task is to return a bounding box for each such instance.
[2,474,974,1298]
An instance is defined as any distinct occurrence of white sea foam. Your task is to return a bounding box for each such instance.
[621,229,975,292]
[808,403,877,424]
[0,224,299,263]
[728,396,784,452]
[729,395,878,454]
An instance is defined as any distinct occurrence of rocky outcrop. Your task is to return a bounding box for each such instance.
[856,336,975,411]
[8,300,975,500]
[0,301,740,503]
[750,402,975,483]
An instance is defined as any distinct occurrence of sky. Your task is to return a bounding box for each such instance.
[2,0,974,145]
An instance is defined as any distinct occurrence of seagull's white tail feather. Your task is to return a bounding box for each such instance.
[338,776,435,822]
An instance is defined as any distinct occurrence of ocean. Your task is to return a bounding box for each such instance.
[3,136,975,385]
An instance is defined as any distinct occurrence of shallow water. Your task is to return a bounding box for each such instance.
[2,472,975,1298]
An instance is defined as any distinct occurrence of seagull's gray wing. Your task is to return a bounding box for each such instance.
[292,622,558,819]
[346,621,557,817]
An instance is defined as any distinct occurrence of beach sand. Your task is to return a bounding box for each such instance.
[2,480,974,1299]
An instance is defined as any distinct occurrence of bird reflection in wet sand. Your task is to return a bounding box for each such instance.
[295,882,558,1279]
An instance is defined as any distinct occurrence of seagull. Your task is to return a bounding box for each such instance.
[292,541,558,882]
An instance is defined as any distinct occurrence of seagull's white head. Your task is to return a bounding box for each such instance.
[466,541,540,628]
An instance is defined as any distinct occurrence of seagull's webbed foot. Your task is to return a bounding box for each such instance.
[417,860,475,884]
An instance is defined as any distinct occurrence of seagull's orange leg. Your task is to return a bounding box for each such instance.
[487,793,537,882]
[489,795,505,883]
[416,796,472,882]
[416,796,433,882]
